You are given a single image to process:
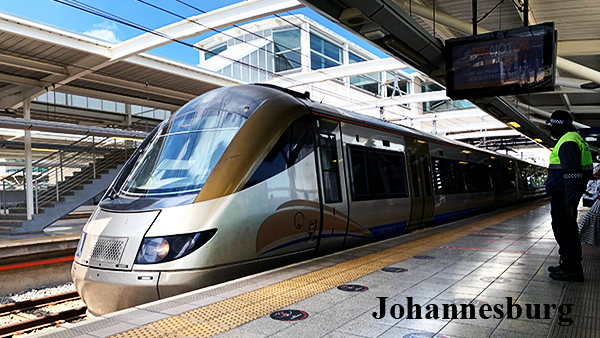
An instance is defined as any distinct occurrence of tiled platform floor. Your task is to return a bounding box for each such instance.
[32,200,600,338]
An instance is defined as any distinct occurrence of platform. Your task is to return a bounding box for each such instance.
[29,200,600,338]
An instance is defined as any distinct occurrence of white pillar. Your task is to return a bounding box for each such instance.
[300,21,311,73]
[23,97,33,220]
[126,104,132,126]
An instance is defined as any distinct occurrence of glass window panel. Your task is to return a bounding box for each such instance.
[72,95,87,108]
[55,92,66,105]
[222,65,232,77]
[349,52,364,64]
[275,50,301,72]
[350,74,380,95]
[349,148,369,198]
[310,33,322,53]
[310,34,341,63]
[36,92,48,102]
[267,43,274,72]
[288,116,314,166]
[244,115,314,189]
[251,51,258,67]
[319,133,342,203]
[258,48,266,69]
[103,100,116,112]
[244,129,289,189]
[323,39,341,62]
[233,63,241,79]
[273,29,300,52]
[310,52,340,70]
[120,104,247,197]
[205,44,227,60]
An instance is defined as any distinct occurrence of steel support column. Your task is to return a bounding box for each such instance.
[23,97,33,220]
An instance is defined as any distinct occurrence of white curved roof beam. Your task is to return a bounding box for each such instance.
[127,54,244,87]
[268,58,410,88]
[343,90,449,111]
[110,0,302,61]
[0,0,298,109]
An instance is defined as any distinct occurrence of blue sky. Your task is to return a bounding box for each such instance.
[0,0,388,65]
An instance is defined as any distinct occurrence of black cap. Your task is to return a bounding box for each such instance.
[546,109,573,126]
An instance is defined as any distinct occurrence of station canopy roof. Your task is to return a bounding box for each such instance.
[0,0,596,159]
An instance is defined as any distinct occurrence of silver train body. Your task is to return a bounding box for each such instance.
[72,85,547,315]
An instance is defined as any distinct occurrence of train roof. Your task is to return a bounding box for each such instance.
[247,85,546,169]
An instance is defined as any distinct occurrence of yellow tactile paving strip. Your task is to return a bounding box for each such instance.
[111,201,546,338]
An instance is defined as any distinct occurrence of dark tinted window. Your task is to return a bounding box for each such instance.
[349,147,369,198]
[372,151,408,197]
[464,163,494,191]
[320,133,342,203]
[348,145,408,201]
[502,161,517,190]
[274,29,301,72]
[244,115,314,189]
[433,157,464,194]
[433,157,493,194]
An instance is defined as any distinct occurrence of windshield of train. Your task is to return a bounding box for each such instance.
[118,99,247,198]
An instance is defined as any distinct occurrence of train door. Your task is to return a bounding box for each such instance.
[314,117,349,254]
[492,158,504,205]
[405,138,435,230]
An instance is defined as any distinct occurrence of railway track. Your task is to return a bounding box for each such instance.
[0,291,86,337]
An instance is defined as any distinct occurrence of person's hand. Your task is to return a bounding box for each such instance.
[565,206,576,223]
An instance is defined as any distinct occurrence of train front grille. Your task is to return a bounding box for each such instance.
[87,236,129,264]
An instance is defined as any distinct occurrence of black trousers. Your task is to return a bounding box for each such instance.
[550,192,583,267]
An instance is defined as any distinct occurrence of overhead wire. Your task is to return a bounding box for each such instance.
[48,0,413,115]
[158,0,396,106]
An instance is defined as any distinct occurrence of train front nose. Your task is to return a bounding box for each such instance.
[72,209,161,315]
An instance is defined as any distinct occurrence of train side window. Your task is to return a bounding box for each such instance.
[245,130,289,188]
[348,145,408,201]
[244,115,314,189]
[319,133,342,203]
[288,115,314,166]
[433,157,462,194]
[372,151,408,198]
[502,161,517,190]
[464,163,494,191]
[348,147,369,198]
[434,158,494,194]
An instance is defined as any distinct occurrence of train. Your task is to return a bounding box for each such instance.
[71,84,547,315]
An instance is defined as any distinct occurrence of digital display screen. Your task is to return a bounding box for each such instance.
[445,22,556,100]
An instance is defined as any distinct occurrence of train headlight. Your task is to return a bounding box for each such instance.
[135,229,217,264]
[75,233,87,258]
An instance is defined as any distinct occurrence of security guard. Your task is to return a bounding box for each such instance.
[545,110,593,282]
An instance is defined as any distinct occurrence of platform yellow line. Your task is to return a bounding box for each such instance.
[111,201,547,338]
